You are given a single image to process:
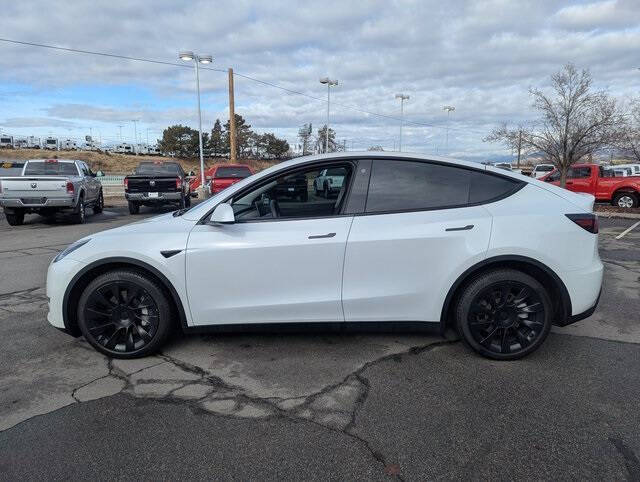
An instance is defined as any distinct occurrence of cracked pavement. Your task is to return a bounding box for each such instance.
[1,209,639,480]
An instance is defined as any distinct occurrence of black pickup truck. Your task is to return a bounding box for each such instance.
[124,161,194,214]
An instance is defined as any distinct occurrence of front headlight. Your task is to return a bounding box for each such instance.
[53,238,91,263]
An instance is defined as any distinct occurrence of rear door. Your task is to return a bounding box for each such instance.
[342,159,520,323]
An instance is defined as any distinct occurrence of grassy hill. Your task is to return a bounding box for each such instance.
[0,148,279,175]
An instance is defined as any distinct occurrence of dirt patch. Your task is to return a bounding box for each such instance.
[0,148,279,175]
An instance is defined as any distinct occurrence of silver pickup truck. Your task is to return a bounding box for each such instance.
[0,159,103,226]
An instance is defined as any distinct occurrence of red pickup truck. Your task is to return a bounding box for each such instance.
[541,163,640,208]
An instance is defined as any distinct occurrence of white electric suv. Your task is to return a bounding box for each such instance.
[47,152,603,360]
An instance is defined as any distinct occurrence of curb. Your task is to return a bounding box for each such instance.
[595,212,640,220]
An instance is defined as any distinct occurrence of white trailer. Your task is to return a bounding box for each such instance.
[60,139,78,150]
[27,136,41,149]
[0,135,13,148]
[84,135,101,151]
[115,143,134,154]
[13,138,28,149]
[43,137,59,150]
[147,145,160,155]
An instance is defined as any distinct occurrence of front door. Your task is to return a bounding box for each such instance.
[185,162,355,326]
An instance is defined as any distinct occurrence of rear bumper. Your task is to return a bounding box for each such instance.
[0,197,75,209]
[555,260,604,326]
[126,192,182,202]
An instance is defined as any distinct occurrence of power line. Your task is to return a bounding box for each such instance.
[0,37,487,135]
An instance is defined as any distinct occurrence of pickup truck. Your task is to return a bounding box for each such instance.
[124,161,193,214]
[0,159,103,225]
[541,163,640,208]
[313,167,348,198]
[207,164,253,195]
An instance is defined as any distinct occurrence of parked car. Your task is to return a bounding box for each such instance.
[207,164,253,195]
[124,161,192,214]
[47,152,602,361]
[273,171,308,201]
[541,163,640,208]
[614,163,640,176]
[0,159,103,225]
[531,163,555,179]
[313,167,347,198]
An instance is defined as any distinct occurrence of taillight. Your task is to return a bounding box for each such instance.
[176,178,182,189]
[124,178,129,190]
[566,213,598,234]
[66,181,74,194]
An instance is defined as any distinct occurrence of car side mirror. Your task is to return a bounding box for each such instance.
[210,203,235,224]
[96,170,104,177]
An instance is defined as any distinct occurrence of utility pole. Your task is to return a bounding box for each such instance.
[132,120,139,148]
[228,68,237,162]
[117,125,123,142]
[442,105,455,152]
[395,94,410,151]
[517,128,523,169]
[343,139,347,152]
[319,77,338,153]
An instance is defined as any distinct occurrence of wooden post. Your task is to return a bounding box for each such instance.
[228,68,237,162]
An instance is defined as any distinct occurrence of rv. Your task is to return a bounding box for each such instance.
[0,135,13,148]
[60,139,78,150]
[84,135,101,151]
[43,137,59,150]
[147,144,160,155]
[13,138,28,149]
[27,136,41,149]
[115,143,134,154]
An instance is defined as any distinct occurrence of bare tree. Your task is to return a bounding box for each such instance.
[483,124,530,168]
[614,97,640,162]
[485,64,622,187]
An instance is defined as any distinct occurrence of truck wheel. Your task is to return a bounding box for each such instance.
[613,192,638,209]
[5,210,25,226]
[93,190,104,214]
[179,195,186,209]
[128,201,140,215]
[300,190,308,202]
[323,182,329,198]
[185,193,192,207]
[71,196,86,224]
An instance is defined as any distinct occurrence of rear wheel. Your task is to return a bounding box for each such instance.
[71,196,86,224]
[77,269,173,358]
[455,269,552,360]
[323,182,329,198]
[93,190,104,214]
[612,192,638,209]
[5,209,25,226]
[185,193,192,207]
[128,201,140,215]
[179,194,186,209]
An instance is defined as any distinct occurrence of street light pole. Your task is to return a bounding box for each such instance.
[320,77,338,153]
[132,119,139,150]
[395,94,410,152]
[442,105,455,152]
[180,51,213,194]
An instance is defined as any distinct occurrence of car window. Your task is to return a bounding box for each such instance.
[135,163,181,175]
[23,161,79,176]
[568,167,591,178]
[231,164,352,221]
[365,160,520,213]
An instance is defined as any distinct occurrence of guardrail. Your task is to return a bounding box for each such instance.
[97,175,125,185]
[98,176,125,197]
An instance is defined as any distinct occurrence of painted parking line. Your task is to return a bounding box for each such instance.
[615,220,640,240]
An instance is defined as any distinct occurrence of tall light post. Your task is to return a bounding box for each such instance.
[443,105,455,152]
[319,77,338,153]
[180,51,213,192]
[131,119,139,150]
[395,93,410,152]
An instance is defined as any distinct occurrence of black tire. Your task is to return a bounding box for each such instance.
[93,190,104,214]
[77,269,173,358]
[179,194,186,209]
[185,193,191,208]
[300,190,308,202]
[71,196,86,224]
[128,201,140,215]
[314,182,321,196]
[455,269,552,360]
[5,209,25,226]
[323,182,329,198]
[612,191,638,209]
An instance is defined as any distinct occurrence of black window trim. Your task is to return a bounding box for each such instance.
[197,156,526,224]
[360,157,526,216]
[197,158,361,224]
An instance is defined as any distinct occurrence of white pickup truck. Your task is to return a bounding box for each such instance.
[313,167,348,198]
[0,159,103,226]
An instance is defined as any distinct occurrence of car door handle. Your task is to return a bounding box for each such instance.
[445,225,474,232]
[308,232,336,239]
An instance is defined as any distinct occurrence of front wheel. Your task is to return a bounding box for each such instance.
[77,269,173,358]
[613,192,638,209]
[93,190,104,214]
[455,269,552,360]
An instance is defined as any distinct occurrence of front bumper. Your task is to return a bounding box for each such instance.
[1,197,75,209]
[46,257,84,333]
[126,192,182,202]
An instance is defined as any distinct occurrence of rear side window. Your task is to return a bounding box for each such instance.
[215,166,252,178]
[365,160,520,213]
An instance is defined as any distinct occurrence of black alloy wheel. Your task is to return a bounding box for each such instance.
[77,270,172,358]
[456,269,552,360]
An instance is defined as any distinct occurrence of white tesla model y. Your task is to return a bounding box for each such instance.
[47,153,603,360]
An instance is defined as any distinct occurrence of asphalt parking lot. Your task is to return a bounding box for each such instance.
[0,207,639,480]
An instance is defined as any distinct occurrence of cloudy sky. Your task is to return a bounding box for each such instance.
[1,0,639,160]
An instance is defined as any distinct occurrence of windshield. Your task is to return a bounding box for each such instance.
[135,163,181,175]
[536,165,554,171]
[214,166,252,178]
[23,161,79,176]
